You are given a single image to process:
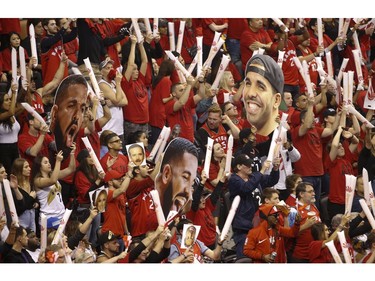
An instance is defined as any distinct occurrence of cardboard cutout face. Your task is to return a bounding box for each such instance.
[50,75,88,157]
[126,142,146,167]
[154,138,198,219]
[181,224,201,249]
[89,187,108,213]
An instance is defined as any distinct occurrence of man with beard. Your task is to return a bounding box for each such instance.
[25,228,41,263]
[41,18,77,86]
[49,74,88,205]
[100,132,128,182]
[238,54,284,163]
[154,137,199,219]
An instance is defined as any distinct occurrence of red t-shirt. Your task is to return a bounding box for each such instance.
[308,240,334,263]
[121,73,149,124]
[100,152,128,182]
[149,76,172,129]
[0,47,30,72]
[78,120,102,158]
[101,189,127,236]
[227,18,248,40]
[18,130,54,167]
[291,125,325,176]
[296,45,319,90]
[326,156,354,204]
[240,27,272,70]
[74,170,93,204]
[186,198,216,246]
[165,94,196,143]
[201,18,228,46]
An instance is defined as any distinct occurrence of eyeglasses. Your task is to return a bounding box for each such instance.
[305,190,315,194]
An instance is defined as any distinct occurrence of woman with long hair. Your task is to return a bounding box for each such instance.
[0,32,30,83]
[149,59,175,145]
[308,213,350,263]
[31,143,76,227]
[10,158,39,231]
[73,149,104,246]
[0,86,20,174]
[217,71,243,113]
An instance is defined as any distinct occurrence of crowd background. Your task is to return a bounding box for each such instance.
[0,2,372,278]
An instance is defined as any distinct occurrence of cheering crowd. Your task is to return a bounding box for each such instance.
[0,17,375,263]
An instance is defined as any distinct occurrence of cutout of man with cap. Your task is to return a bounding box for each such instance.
[240,54,284,138]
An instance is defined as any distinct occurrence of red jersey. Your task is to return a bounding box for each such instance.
[149,76,172,129]
[121,73,149,124]
[200,123,228,151]
[41,38,68,86]
[296,45,319,90]
[64,38,79,64]
[285,194,297,208]
[292,203,321,260]
[126,177,158,238]
[270,39,299,86]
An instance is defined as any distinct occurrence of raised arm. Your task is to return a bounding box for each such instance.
[99,71,128,107]
[34,151,63,189]
[58,143,77,179]
[124,35,137,81]
[329,126,343,161]
[40,51,68,97]
[138,40,148,77]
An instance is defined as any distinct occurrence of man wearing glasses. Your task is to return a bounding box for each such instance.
[100,132,128,182]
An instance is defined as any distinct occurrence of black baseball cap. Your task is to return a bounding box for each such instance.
[245,54,284,94]
[232,154,253,169]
